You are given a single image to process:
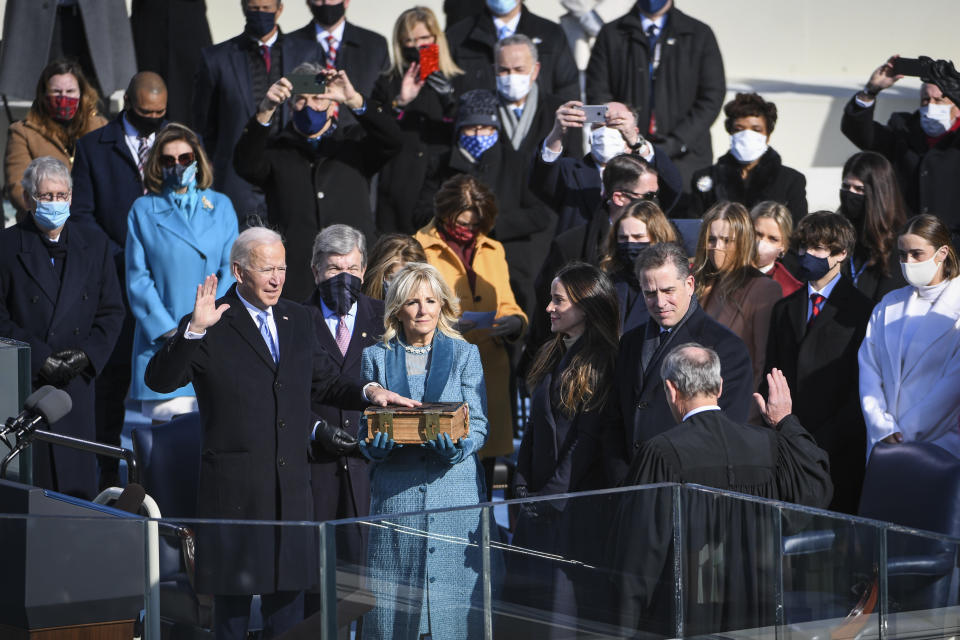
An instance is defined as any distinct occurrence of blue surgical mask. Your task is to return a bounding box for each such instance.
[162,161,198,190]
[486,0,518,16]
[33,200,71,230]
[637,0,670,14]
[797,252,831,282]
[459,131,499,160]
[244,10,276,38]
[293,105,329,137]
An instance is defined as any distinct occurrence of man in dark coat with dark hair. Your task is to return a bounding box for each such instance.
[144,228,412,640]
[233,66,402,302]
[0,157,124,499]
[586,0,725,188]
[601,242,752,487]
[447,0,579,101]
[193,0,321,220]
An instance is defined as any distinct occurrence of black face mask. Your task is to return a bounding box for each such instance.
[125,107,163,137]
[310,2,345,26]
[616,241,650,265]
[244,9,276,38]
[401,46,420,65]
[317,272,362,316]
[839,189,865,220]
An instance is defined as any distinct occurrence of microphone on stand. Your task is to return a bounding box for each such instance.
[1,385,73,441]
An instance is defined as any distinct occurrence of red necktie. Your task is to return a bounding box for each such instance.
[808,293,825,327]
[260,44,271,74]
[325,35,339,117]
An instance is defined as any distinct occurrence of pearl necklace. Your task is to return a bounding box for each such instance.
[398,337,432,354]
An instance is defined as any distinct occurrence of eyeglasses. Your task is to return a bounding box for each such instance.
[159,152,195,168]
[33,191,71,202]
[620,189,659,202]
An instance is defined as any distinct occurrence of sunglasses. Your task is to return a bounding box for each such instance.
[159,152,195,168]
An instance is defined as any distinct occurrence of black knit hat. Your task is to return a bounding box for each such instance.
[455,89,501,131]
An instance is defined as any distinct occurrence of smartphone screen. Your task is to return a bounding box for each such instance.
[419,44,440,81]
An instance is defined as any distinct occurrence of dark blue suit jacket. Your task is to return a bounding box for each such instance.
[71,114,163,260]
[192,28,322,219]
[601,299,753,487]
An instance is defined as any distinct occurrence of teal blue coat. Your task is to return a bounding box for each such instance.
[125,188,237,401]
[360,331,494,639]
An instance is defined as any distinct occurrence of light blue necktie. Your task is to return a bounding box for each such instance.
[497,24,511,40]
[513,106,523,120]
[257,310,278,363]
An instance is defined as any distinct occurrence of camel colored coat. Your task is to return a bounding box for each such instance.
[416,222,527,458]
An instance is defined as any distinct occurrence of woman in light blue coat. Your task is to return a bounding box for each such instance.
[359,261,491,640]
[126,123,237,421]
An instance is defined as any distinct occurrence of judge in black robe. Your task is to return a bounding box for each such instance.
[610,349,832,637]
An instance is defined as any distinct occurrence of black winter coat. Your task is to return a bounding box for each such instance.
[841,96,960,245]
[446,7,579,101]
[144,286,366,594]
[233,105,402,301]
[0,220,124,499]
[689,147,808,219]
[586,6,725,187]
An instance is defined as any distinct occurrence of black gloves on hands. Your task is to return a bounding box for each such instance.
[314,419,359,457]
[38,348,91,387]
[921,56,960,110]
[425,71,456,111]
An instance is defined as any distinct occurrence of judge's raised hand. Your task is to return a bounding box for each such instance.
[366,385,421,408]
[187,275,230,334]
[754,368,793,427]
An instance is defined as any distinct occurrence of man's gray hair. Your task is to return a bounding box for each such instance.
[635,242,690,280]
[290,61,325,78]
[310,224,367,270]
[230,227,284,269]
[494,33,538,64]
[660,342,722,397]
[21,156,72,200]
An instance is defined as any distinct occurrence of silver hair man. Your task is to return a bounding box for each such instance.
[310,224,367,271]
[230,226,284,270]
[660,342,722,398]
[21,156,72,202]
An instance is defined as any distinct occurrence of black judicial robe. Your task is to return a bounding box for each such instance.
[611,409,832,637]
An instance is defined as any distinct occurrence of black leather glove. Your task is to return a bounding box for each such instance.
[425,71,456,112]
[314,419,359,457]
[921,56,960,111]
[54,348,91,379]
[38,355,74,388]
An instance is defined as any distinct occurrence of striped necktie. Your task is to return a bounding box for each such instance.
[325,35,339,117]
[808,293,825,327]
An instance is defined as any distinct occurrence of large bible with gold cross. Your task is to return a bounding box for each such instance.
[363,402,470,444]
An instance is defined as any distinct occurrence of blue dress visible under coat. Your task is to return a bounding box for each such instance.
[360,331,493,640]
[125,187,237,401]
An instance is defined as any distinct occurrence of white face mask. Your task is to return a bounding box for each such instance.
[729,129,769,163]
[496,73,532,103]
[919,103,956,137]
[755,239,781,268]
[901,252,943,288]
[590,126,627,165]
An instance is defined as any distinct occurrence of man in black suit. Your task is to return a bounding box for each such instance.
[144,227,412,639]
[302,224,383,616]
[601,242,752,486]
[446,0,579,101]
[71,71,168,487]
[614,346,831,635]
[0,157,124,499]
[292,0,390,125]
[764,211,873,514]
[193,0,321,220]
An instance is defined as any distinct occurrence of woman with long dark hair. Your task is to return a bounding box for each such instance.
[506,262,620,628]
[598,199,678,334]
[838,151,908,302]
[860,214,960,458]
[694,201,783,390]
[5,59,106,220]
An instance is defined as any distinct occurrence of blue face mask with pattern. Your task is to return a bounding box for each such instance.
[33,200,71,230]
[459,131,499,160]
[162,161,198,190]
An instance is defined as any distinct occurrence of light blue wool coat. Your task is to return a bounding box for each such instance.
[360,330,493,639]
[125,187,237,401]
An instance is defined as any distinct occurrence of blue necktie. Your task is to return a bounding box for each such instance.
[513,106,523,120]
[497,24,511,40]
[257,311,278,362]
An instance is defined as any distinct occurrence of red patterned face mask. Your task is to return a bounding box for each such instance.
[443,220,478,244]
[46,95,80,122]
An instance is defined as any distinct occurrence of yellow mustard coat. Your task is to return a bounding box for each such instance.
[415,222,527,458]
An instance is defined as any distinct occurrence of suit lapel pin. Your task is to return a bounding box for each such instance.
[361,332,367,338]
[282,316,288,321]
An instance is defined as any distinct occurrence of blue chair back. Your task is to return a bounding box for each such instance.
[132,413,202,520]
[670,219,702,258]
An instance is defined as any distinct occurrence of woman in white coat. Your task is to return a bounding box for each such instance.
[859,214,960,459]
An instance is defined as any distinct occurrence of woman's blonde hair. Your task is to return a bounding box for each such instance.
[391,7,463,78]
[363,233,428,300]
[143,123,214,194]
[382,262,461,346]
[693,201,757,304]
[599,200,677,273]
[749,200,794,253]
